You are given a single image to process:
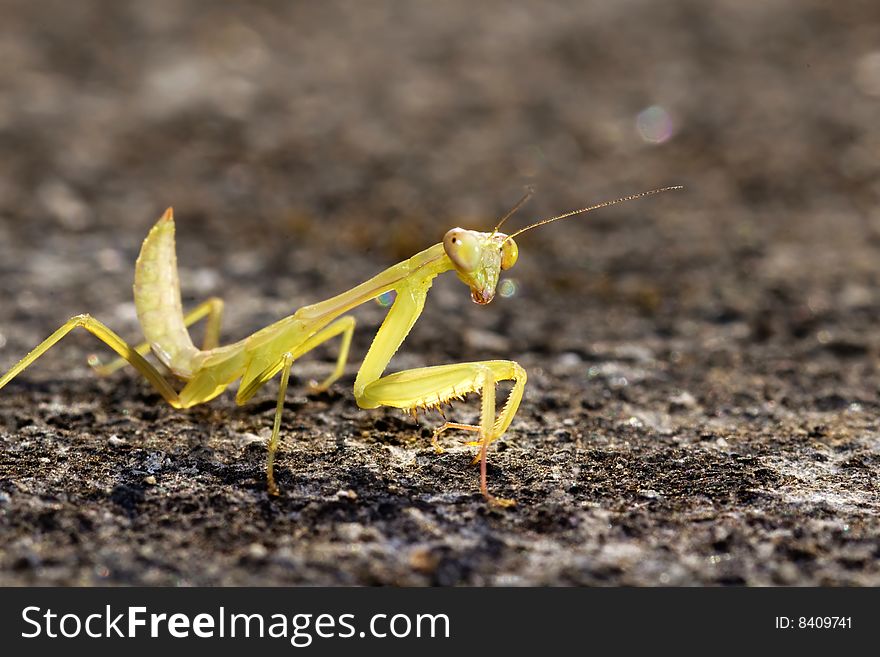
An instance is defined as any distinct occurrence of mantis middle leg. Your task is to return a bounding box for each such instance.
[233,315,356,494]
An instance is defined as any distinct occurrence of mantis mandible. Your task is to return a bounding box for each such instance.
[0,185,681,505]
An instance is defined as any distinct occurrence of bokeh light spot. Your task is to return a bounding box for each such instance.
[499,279,518,298]
[855,51,880,97]
[376,290,396,308]
[636,105,675,144]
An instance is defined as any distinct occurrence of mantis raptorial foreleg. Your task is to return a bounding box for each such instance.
[362,360,526,506]
[89,297,225,375]
[351,282,526,505]
[0,314,182,407]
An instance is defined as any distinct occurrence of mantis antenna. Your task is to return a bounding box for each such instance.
[502,185,684,243]
[491,185,537,237]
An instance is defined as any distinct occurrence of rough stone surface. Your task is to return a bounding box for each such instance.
[0,0,878,585]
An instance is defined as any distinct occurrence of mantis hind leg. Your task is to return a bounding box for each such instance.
[89,297,225,376]
[0,314,182,407]
[358,360,527,506]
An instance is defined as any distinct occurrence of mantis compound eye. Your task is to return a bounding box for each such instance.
[500,238,518,270]
[443,228,482,272]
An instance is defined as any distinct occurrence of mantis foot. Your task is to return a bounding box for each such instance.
[431,421,480,454]
[487,495,516,508]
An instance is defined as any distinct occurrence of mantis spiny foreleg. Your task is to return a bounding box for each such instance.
[351,279,526,505]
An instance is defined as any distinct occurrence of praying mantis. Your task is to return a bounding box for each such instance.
[0,185,681,505]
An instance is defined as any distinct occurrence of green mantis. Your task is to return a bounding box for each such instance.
[0,185,681,505]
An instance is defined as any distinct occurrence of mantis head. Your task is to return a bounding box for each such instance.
[443,228,518,305]
[443,185,683,305]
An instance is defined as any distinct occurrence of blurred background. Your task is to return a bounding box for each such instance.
[1,0,877,343]
[0,0,879,585]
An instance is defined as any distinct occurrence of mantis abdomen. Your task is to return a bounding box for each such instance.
[134,208,200,378]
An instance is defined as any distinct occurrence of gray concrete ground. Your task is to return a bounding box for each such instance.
[0,0,878,584]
